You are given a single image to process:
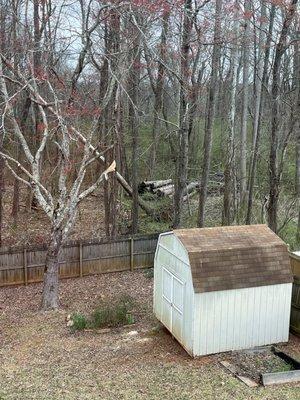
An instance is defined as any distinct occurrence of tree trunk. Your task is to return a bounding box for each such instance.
[11,95,31,222]
[222,0,239,226]
[295,120,300,242]
[239,0,251,216]
[0,4,6,247]
[173,0,192,228]
[267,0,298,232]
[149,12,169,174]
[295,27,300,242]
[26,0,43,211]
[41,227,63,310]
[128,14,141,234]
[0,136,4,247]
[246,3,274,224]
[198,0,222,227]
[100,14,120,239]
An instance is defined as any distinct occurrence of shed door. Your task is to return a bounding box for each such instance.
[162,268,184,341]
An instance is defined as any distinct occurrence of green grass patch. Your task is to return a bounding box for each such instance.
[70,312,87,331]
[70,294,135,332]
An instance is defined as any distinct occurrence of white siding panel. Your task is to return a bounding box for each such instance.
[162,268,172,301]
[281,283,291,342]
[218,291,227,352]
[154,233,195,356]
[193,283,292,356]
[251,284,261,347]
[173,277,184,311]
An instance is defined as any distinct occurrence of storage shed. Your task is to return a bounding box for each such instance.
[153,225,293,356]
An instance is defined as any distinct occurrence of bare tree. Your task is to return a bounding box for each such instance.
[173,0,193,228]
[127,12,142,234]
[267,0,298,232]
[0,54,116,308]
[294,23,300,242]
[238,0,251,216]
[198,0,222,227]
[222,0,239,226]
[147,11,169,174]
[246,2,273,224]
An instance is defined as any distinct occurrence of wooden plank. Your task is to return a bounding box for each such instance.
[219,361,238,374]
[262,370,300,386]
[220,361,260,387]
[236,375,259,388]
[79,242,83,278]
[23,249,28,286]
[130,237,134,271]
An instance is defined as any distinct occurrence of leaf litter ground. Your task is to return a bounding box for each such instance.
[0,270,300,400]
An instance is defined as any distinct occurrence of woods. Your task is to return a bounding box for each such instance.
[0,0,299,309]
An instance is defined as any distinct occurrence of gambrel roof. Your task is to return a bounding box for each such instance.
[174,225,293,293]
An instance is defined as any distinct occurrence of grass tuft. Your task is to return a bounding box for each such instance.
[70,295,135,331]
[70,312,87,331]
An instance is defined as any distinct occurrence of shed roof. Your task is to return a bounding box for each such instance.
[173,225,293,293]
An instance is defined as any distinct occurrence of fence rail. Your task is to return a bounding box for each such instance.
[0,234,159,287]
[0,235,298,291]
[290,252,300,336]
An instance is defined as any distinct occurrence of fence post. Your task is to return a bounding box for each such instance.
[79,242,83,277]
[130,237,134,271]
[23,248,28,285]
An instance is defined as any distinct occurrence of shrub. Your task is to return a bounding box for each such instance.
[91,296,135,329]
[69,295,135,331]
[70,312,87,331]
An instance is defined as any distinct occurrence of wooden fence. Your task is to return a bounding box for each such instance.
[0,235,298,292]
[290,252,300,276]
[290,252,300,336]
[0,233,159,287]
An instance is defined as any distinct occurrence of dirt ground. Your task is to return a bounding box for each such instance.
[0,270,300,400]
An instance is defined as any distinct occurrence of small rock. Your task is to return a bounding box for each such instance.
[127,330,138,336]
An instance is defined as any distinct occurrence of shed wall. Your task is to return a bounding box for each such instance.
[154,233,194,354]
[193,283,292,356]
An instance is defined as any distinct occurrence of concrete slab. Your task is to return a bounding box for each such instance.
[262,370,300,386]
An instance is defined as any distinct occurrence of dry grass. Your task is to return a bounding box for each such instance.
[0,270,300,400]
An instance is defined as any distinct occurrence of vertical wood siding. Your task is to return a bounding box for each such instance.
[0,234,158,287]
[194,283,292,356]
[290,253,300,335]
[290,252,300,276]
[154,233,194,355]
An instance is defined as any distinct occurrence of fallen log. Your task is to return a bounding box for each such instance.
[149,179,172,190]
[138,179,173,194]
[182,181,199,196]
[154,184,175,197]
[183,188,198,202]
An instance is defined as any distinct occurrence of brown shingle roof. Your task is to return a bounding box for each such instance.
[173,225,293,293]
